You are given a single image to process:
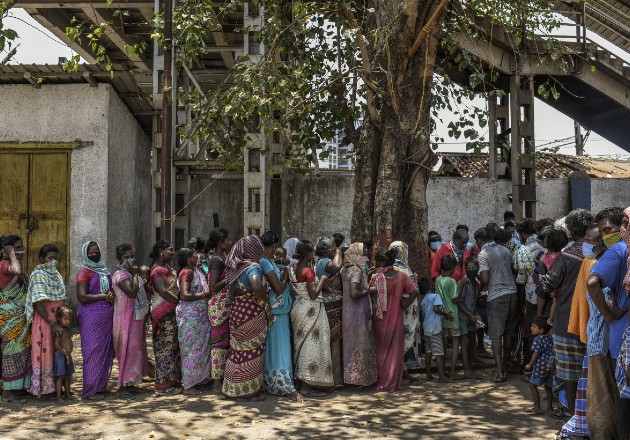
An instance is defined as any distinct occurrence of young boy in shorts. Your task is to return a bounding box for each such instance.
[421,285,454,383]
[436,254,462,380]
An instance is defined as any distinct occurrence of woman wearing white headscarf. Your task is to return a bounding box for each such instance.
[283,238,299,265]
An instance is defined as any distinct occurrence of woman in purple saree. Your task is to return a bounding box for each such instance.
[76,241,115,399]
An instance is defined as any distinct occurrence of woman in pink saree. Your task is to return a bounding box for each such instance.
[112,244,149,393]
[371,249,419,392]
[27,244,66,397]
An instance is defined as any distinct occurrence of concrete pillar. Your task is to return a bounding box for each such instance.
[509,75,536,220]
[243,4,268,236]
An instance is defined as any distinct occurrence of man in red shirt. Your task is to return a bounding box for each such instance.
[431,229,473,282]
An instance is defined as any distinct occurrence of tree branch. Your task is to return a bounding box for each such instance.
[1,0,18,13]
[337,1,381,127]
[406,0,449,60]
[0,43,18,67]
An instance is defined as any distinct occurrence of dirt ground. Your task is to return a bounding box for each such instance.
[0,335,565,440]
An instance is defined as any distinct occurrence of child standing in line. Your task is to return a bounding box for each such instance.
[53,305,75,405]
[435,254,462,380]
[274,247,289,270]
[457,257,483,379]
[421,285,454,383]
[524,315,554,415]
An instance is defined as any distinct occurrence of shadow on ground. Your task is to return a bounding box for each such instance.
[0,336,564,439]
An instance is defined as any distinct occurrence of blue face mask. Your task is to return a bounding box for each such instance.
[582,242,597,259]
[429,241,441,251]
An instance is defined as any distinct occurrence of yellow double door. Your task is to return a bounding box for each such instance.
[0,151,70,280]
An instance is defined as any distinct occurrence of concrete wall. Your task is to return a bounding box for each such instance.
[106,89,152,265]
[281,174,354,242]
[0,83,151,305]
[426,177,511,238]
[187,176,244,242]
[590,179,630,214]
[426,177,572,239]
[184,174,629,245]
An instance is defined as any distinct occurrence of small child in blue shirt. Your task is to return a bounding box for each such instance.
[524,315,554,414]
[421,281,454,383]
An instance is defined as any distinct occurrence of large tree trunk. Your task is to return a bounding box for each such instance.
[350,0,443,276]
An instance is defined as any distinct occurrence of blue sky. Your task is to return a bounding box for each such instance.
[3,8,628,159]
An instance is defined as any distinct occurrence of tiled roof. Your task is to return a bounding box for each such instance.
[436,152,630,179]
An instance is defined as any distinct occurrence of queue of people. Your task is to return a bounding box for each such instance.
[0,206,628,440]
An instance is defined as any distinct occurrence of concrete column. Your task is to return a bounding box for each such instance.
[509,75,536,220]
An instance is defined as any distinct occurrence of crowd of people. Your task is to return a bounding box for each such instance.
[0,207,629,438]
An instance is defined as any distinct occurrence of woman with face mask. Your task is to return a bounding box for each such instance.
[27,243,66,398]
[0,235,31,403]
[112,243,149,394]
[76,240,115,399]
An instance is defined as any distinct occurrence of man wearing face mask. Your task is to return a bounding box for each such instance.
[585,207,630,439]
[431,229,472,282]
[427,231,442,277]
[557,224,604,438]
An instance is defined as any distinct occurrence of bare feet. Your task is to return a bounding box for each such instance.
[56,399,67,406]
[288,391,305,402]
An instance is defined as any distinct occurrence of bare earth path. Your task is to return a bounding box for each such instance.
[0,335,563,439]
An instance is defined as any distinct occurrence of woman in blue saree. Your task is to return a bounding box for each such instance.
[260,231,303,401]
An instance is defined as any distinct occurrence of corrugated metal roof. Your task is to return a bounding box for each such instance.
[436,152,630,179]
[0,63,154,131]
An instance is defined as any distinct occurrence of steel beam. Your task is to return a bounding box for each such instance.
[82,7,152,72]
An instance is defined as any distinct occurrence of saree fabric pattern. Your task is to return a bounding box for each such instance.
[290,264,334,387]
[208,256,230,380]
[222,265,268,398]
[176,267,211,389]
[150,265,181,390]
[0,263,31,391]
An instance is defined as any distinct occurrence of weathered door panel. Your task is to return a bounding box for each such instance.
[0,153,29,244]
[28,153,70,279]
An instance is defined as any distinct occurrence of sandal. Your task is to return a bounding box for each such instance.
[548,408,570,420]
[183,388,203,395]
[302,390,327,397]
[493,374,505,383]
